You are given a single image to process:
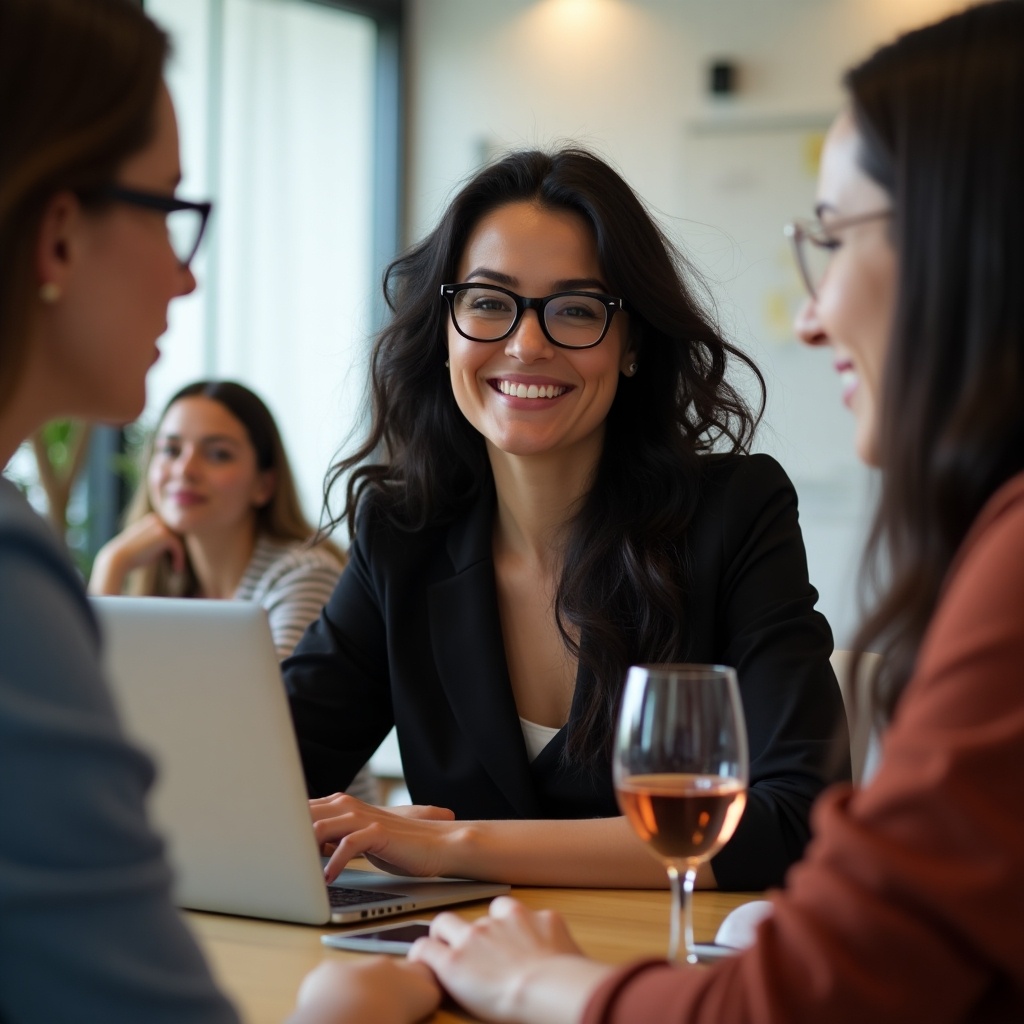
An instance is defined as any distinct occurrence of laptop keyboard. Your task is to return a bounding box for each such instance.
[327,885,408,908]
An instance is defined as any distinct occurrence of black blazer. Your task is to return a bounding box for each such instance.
[284,453,848,890]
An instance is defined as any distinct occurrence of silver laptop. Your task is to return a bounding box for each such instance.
[91,596,509,925]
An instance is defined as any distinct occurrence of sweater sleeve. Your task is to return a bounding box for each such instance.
[583,475,1024,1024]
[0,488,239,1024]
[243,544,344,661]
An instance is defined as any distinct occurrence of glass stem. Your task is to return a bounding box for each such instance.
[666,862,699,965]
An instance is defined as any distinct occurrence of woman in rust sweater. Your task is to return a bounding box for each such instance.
[409,4,1024,1022]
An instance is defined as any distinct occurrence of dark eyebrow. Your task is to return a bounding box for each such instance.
[554,277,609,291]
[463,267,610,292]
[464,268,517,286]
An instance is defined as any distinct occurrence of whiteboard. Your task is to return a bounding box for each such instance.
[673,114,876,645]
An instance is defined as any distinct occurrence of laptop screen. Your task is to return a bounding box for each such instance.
[91,596,508,924]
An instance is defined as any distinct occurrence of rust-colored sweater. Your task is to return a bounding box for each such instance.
[584,473,1024,1024]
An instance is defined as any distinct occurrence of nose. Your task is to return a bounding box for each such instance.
[174,444,201,478]
[794,295,828,348]
[504,308,553,362]
[176,263,197,298]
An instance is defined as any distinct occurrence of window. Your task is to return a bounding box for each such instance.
[140,0,402,536]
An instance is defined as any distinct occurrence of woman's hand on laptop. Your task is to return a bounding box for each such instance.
[290,956,440,1024]
[316,801,455,857]
[310,796,671,888]
[310,793,453,827]
[310,794,468,881]
[383,802,457,822]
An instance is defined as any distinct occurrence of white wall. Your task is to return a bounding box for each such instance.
[403,0,966,645]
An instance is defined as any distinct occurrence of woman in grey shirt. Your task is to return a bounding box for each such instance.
[0,0,436,1021]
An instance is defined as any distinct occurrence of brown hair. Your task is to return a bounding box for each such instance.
[845,1,1024,718]
[0,0,169,413]
[123,380,345,596]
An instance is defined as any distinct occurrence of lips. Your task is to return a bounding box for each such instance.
[168,491,205,506]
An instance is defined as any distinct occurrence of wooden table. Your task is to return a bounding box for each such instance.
[186,881,762,1023]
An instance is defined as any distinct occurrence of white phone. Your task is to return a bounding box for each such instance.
[321,919,433,954]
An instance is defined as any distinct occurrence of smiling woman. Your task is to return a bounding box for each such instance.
[87,380,378,803]
[284,147,848,894]
[89,381,338,621]
[405,5,1024,1022]
[445,202,635,465]
[792,114,897,465]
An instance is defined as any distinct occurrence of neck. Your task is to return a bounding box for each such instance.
[487,435,602,563]
[185,519,260,598]
[1,348,60,469]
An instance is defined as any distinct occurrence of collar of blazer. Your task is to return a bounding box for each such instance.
[428,484,546,818]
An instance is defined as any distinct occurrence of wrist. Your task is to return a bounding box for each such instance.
[88,547,126,594]
[441,821,484,877]
[509,955,614,1024]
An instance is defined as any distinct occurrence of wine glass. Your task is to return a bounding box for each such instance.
[614,664,748,964]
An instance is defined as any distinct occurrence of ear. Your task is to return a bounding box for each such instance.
[619,343,639,377]
[35,190,84,295]
[252,469,276,509]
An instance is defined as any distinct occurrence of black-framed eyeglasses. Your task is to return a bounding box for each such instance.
[784,208,892,298]
[81,185,213,268]
[441,283,627,350]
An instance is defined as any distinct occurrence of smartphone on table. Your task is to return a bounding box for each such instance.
[321,919,433,954]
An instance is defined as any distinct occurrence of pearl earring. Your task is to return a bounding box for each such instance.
[627,361,638,376]
[39,282,61,304]
[444,358,450,368]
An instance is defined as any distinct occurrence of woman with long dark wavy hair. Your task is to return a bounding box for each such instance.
[286,147,847,891]
[406,5,1024,1022]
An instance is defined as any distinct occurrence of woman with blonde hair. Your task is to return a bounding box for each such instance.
[90,380,377,799]
[91,382,339,643]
